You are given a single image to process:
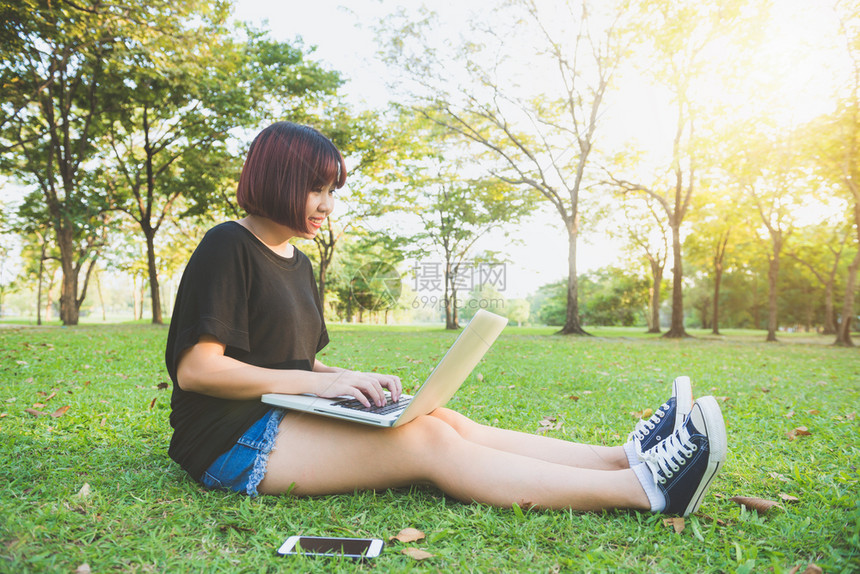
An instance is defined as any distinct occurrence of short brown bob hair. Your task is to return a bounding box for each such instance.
[236,122,347,232]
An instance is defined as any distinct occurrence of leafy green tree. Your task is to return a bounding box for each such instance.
[380,0,631,335]
[459,283,507,323]
[323,230,409,324]
[414,166,533,330]
[727,126,808,342]
[0,199,18,317]
[684,185,747,335]
[101,18,343,324]
[505,299,531,327]
[806,3,860,345]
[786,219,853,335]
[311,107,427,311]
[609,194,670,333]
[0,0,165,324]
[578,267,649,327]
[608,0,763,338]
[530,280,567,327]
[9,191,60,324]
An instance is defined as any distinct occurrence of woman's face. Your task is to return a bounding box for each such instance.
[298,184,335,239]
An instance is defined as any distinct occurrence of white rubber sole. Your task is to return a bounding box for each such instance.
[682,395,727,516]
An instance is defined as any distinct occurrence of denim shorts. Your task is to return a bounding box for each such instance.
[200,408,285,497]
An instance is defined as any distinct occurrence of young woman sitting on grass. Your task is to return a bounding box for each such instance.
[165,121,727,517]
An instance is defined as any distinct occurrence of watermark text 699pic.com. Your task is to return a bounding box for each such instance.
[410,260,507,311]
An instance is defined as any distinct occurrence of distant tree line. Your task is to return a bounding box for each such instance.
[1,0,858,347]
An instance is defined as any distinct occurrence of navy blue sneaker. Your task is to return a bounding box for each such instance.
[628,376,694,457]
[641,396,727,517]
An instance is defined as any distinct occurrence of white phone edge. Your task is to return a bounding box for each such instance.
[277,535,384,558]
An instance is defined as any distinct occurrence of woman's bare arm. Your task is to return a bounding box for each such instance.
[176,335,399,407]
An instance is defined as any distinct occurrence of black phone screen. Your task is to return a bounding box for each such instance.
[294,537,373,555]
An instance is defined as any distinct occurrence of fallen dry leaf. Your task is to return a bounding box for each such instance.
[568,395,580,401]
[784,410,795,418]
[847,412,856,421]
[24,408,46,417]
[50,405,70,418]
[32,403,46,409]
[0,413,7,418]
[536,415,563,434]
[663,517,685,533]
[630,408,654,420]
[788,564,823,574]
[768,472,790,482]
[778,493,799,503]
[786,426,812,441]
[730,496,782,514]
[73,483,92,502]
[75,564,91,574]
[401,547,434,560]
[157,382,169,390]
[806,409,819,415]
[476,373,484,382]
[149,397,157,409]
[390,528,425,543]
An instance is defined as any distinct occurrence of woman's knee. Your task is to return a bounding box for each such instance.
[397,412,465,455]
[429,407,481,437]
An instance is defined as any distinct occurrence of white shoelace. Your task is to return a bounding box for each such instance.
[628,401,670,443]
[641,425,698,485]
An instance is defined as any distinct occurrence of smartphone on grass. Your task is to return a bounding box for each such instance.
[277,535,384,560]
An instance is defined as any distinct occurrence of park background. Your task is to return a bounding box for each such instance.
[1,2,859,572]
[1,0,858,345]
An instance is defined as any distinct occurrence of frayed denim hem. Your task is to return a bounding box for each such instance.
[245,408,285,497]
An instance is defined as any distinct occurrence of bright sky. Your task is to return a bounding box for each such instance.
[234,0,848,299]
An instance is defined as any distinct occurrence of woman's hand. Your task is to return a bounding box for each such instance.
[314,370,402,408]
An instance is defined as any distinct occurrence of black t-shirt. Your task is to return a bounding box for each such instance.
[164,221,329,480]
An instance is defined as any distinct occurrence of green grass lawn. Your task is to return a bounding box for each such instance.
[1,323,858,573]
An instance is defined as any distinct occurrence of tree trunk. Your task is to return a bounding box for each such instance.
[559,218,588,335]
[317,259,328,312]
[712,264,723,335]
[144,228,163,325]
[663,222,688,338]
[45,269,57,321]
[96,271,106,321]
[444,260,457,329]
[57,227,80,326]
[647,259,662,334]
[36,244,45,326]
[823,280,836,335]
[765,242,781,343]
[711,232,729,335]
[835,247,859,347]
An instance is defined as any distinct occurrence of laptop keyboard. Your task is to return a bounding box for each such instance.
[334,396,412,415]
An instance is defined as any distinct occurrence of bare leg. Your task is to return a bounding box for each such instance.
[429,408,629,471]
[258,412,650,511]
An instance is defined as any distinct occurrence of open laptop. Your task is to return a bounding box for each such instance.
[261,309,507,427]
